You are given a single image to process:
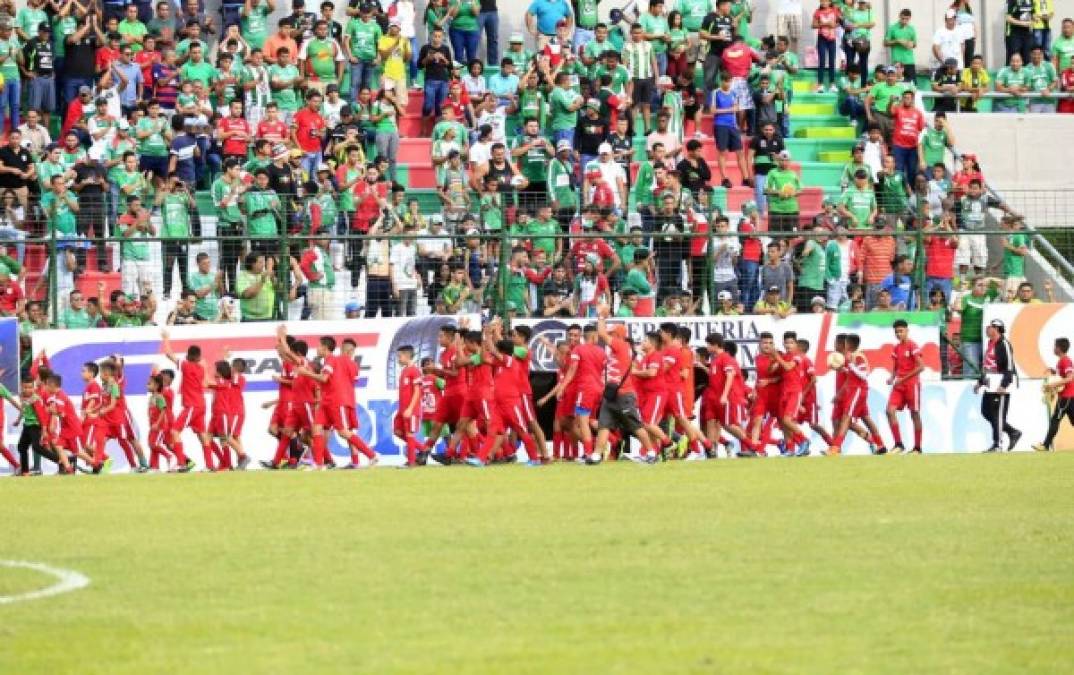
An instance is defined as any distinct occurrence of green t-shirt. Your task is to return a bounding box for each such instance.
[187,270,219,319]
[21,394,40,427]
[798,240,825,290]
[511,135,551,183]
[41,190,77,235]
[448,0,478,31]
[114,169,148,202]
[52,16,77,58]
[869,80,908,113]
[212,177,244,223]
[576,0,599,28]
[245,189,280,237]
[0,36,21,80]
[242,1,271,49]
[549,87,580,131]
[174,38,206,60]
[921,126,948,167]
[305,37,339,81]
[845,7,874,41]
[17,8,48,38]
[136,116,169,157]
[36,159,65,190]
[622,267,652,296]
[306,246,335,289]
[180,60,217,87]
[633,161,655,207]
[346,18,382,62]
[839,185,877,228]
[269,64,301,111]
[160,194,191,238]
[1003,233,1029,277]
[517,89,545,125]
[479,193,502,232]
[372,99,397,133]
[120,219,151,261]
[593,63,630,96]
[236,269,275,320]
[995,66,1029,111]
[959,292,993,343]
[118,19,148,53]
[877,172,909,214]
[1052,35,1074,71]
[431,119,467,144]
[526,218,559,258]
[678,0,709,31]
[884,23,916,65]
[0,254,20,279]
[546,158,577,208]
[765,169,801,214]
[640,13,669,54]
[504,47,533,73]
[1025,61,1058,103]
[59,307,93,329]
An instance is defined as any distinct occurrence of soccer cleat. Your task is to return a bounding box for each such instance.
[1032,443,1052,453]
[777,439,790,457]
[684,452,705,461]
[584,454,603,465]
[259,460,277,470]
[909,447,922,454]
[1007,429,1022,450]
[891,443,905,454]
[526,459,543,467]
[368,454,381,468]
[794,439,812,457]
[416,451,430,466]
[983,446,1001,453]
[464,456,485,467]
[429,453,451,466]
[736,449,758,458]
[237,455,250,471]
[134,464,149,474]
[102,458,114,474]
[824,446,841,456]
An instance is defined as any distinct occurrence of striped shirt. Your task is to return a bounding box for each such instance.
[623,40,655,80]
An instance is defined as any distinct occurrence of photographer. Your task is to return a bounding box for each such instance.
[210,157,248,293]
[155,175,197,297]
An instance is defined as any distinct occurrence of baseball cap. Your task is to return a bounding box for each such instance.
[289,148,304,159]
[585,253,600,265]
[989,318,1006,329]
[811,296,826,306]
[854,168,869,179]
[943,57,959,68]
[777,150,792,160]
[78,85,92,95]
[766,285,780,293]
[272,143,289,159]
[510,33,524,43]
[598,142,613,154]
[585,98,601,110]
[717,290,732,301]
[884,65,897,74]
[555,139,571,152]
[657,75,673,87]
[945,9,957,19]
[316,163,331,173]
[117,119,130,131]
[344,300,361,313]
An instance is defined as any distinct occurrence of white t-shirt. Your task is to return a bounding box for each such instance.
[476,107,507,144]
[416,228,452,258]
[389,241,419,290]
[932,27,964,68]
[395,0,417,38]
[322,98,345,128]
[778,0,803,16]
[592,160,626,207]
[468,140,492,166]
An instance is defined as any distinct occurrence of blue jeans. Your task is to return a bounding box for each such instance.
[301,151,323,181]
[753,173,767,214]
[478,11,499,65]
[737,259,760,311]
[839,96,866,134]
[0,78,21,131]
[892,145,918,185]
[655,52,668,77]
[552,129,574,147]
[350,60,376,99]
[1034,28,1051,54]
[449,27,480,64]
[423,79,449,117]
[408,37,419,81]
[962,340,982,378]
[0,225,26,263]
[817,37,837,85]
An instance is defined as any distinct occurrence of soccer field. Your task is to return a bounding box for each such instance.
[4,454,1074,674]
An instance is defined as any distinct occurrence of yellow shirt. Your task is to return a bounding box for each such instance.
[1032,0,1053,30]
[377,34,411,82]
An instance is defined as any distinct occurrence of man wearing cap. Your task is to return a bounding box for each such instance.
[547,139,578,223]
[754,285,794,318]
[932,10,964,72]
[574,98,606,173]
[505,33,533,74]
[975,319,1021,452]
[583,142,627,212]
[864,66,908,143]
[526,0,573,50]
[22,23,55,126]
[377,18,411,105]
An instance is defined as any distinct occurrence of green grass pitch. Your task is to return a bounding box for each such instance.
[3,454,1074,674]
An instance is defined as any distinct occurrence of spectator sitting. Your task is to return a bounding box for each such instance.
[754,285,795,318]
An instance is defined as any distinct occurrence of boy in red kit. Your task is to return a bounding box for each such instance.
[548,324,607,463]
[634,332,673,450]
[1035,338,1074,452]
[425,325,464,463]
[80,362,110,472]
[206,360,237,471]
[702,334,760,457]
[99,362,149,473]
[773,331,812,457]
[795,339,834,448]
[263,335,302,469]
[146,374,176,471]
[886,319,924,454]
[157,369,193,471]
[659,323,712,460]
[44,375,96,471]
[321,337,379,468]
[458,329,497,466]
[225,358,251,468]
[161,331,215,470]
[537,339,576,460]
[419,358,446,452]
[510,325,549,460]
[112,357,150,470]
[274,327,329,469]
[828,334,887,455]
[748,332,782,457]
[483,336,542,466]
[394,345,424,467]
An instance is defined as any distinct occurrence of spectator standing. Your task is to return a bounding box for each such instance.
[418,28,453,135]
[447,0,480,65]
[932,10,964,71]
[156,176,195,297]
[640,0,670,77]
[371,88,403,182]
[811,0,840,93]
[344,4,380,97]
[292,91,327,178]
[117,196,156,295]
[1006,0,1035,65]
[923,215,959,302]
[842,0,874,87]
[113,46,145,116]
[377,19,411,105]
[212,158,248,292]
[188,252,222,321]
[623,23,657,134]
[237,253,277,322]
[0,130,33,208]
[1000,216,1029,296]
[958,276,997,377]
[959,54,991,113]
[263,18,298,64]
[21,23,55,127]
[759,241,794,307]
[859,226,896,307]
[526,0,573,50]
[884,9,917,82]
[299,235,335,319]
[950,0,977,67]
[711,75,745,189]
[764,151,801,233]
[889,90,925,183]
[1026,45,1058,113]
[299,19,344,94]
[747,121,783,213]
[390,235,419,316]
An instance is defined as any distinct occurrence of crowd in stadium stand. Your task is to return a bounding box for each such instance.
[0,0,1066,356]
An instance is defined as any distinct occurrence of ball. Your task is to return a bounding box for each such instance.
[780,183,796,198]
[827,352,846,370]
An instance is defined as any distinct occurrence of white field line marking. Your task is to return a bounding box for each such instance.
[0,560,90,605]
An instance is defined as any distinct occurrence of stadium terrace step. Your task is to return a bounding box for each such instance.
[789,115,852,130]
[783,138,856,162]
[75,271,123,302]
[794,126,857,139]
[818,150,853,163]
[398,138,432,164]
[788,102,837,116]
[798,162,846,187]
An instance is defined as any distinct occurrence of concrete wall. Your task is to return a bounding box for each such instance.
[945,113,1074,193]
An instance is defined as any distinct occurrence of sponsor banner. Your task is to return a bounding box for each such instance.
[0,317,17,394]
[29,316,479,469]
[984,303,1073,378]
[515,312,943,380]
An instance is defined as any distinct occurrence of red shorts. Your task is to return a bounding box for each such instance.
[175,406,207,435]
[796,397,818,426]
[436,392,465,425]
[641,391,668,426]
[779,389,804,420]
[574,387,601,416]
[495,397,527,434]
[715,399,745,428]
[833,386,869,421]
[666,389,689,419]
[555,388,577,418]
[751,388,777,419]
[269,400,293,428]
[57,431,85,453]
[210,413,241,438]
[699,394,718,425]
[149,429,168,449]
[520,393,536,425]
[322,405,359,432]
[104,414,136,441]
[82,419,106,447]
[285,401,317,432]
[887,381,921,412]
[393,412,420,437]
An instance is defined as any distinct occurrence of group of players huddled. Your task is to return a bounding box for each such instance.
[1,310,932,475]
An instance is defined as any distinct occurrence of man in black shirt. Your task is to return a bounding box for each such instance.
[62,11,100,106]
[0,131,34,207]
[748,122,784,209]
[574,99,608,171]
[22,24,56,125]
[652,192,688,302]
[73,157,110,270]
[607,117,633,184]
[287,0,319,45]
[931,58,961,113]
[419,28,453,134]
[676,139,711,196]
[327,105,361,152]
[699,0,734,104]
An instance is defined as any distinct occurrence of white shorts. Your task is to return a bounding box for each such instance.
[955,233,987,269]
[776,14,802,40]
[121,259,155,295]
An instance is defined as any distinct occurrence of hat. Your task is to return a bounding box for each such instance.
[811,296,826,306]
[989,318,1006,330]
[117,119,130,131]
[610,323,628,338]
[944,9,957,19]
[597,142,613,154]
[853,143,865,152]
[451,60,464,69]
[344,300,361,313]
[389,17,401,27]
[585,98,601,110]
[853,168,869,179]
[272,143,289,159]
[943,57,959,68]
[884,65,897,75]
[289,148,304,159]
[316,163,331,173]
[777,150,791,160]
[717,290,732,301]
[822,196,836,207]
[555,139,571,152]
[509,33,524,43]
[766,285,780,293]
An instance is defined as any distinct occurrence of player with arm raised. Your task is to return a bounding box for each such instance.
[161,330,215,470]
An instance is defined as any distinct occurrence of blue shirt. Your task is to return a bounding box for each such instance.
[714,89,735,128]
[488,72,520,97]
[527,0,573,35]
[114,61,143,107]
[169,133,197,185]
[881,273,914,309]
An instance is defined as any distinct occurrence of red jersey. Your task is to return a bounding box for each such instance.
[179,359,206,408]
[780,352,807,392]
[293,108,327,153]
[48,390,83,437]
[82,380,103,416]
[225,374,246,415]
[677,346,694,394]
[846,352,869,389]
[801,355,817,404]
[162,387,176,417]
[102,379,124,424]
[892,339,922,384]
[738,219,763,261]
[754,353,781,394]
[420,374,443,416]
[278,360,296,404]
[135,49,160,87]
[891,105,926,149]
[292,357,319,405]
[0,281,23,313]
[660,347,682,392]
[257,119,289,145]
[217,116,251,156]
[516,349,533,395]
[728,358,748,404]
[440,346,465,396]
[398,363,422,413]
[324,354,358,408]
[467,353,494,399]
[210,376,234,415]
[1058,356,1074,398]
[492,353,525,400]
[720,43,757,78]
[569,239,616,274]
[708,351,737,400]
[638,351,666,396]
[571,343,607,392]
[606,338,635,395]
[148,393,172,430]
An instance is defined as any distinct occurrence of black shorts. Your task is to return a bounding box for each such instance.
[768,213,800,233]
[597,391,644,435]
[715,125,743,152]
[632,78,655,105]
[250,239,278,256]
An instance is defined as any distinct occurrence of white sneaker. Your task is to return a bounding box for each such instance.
[829,84,839,94]
[815,84,825,93]
[684,452,706,462]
